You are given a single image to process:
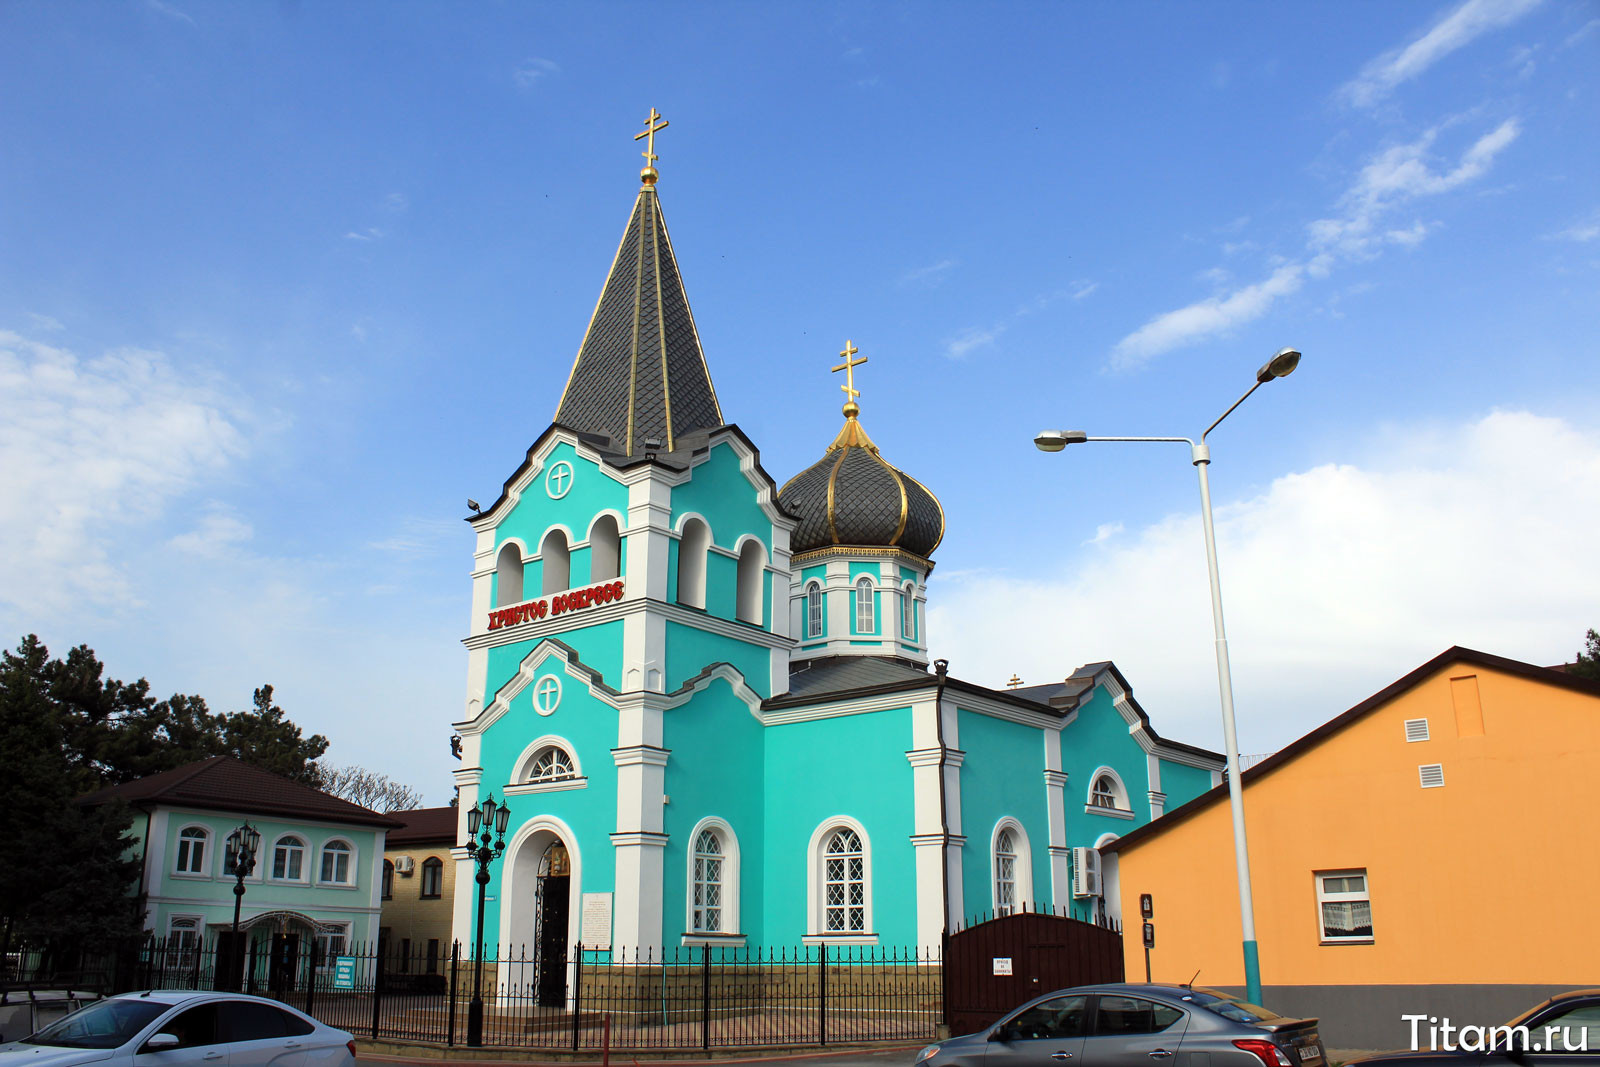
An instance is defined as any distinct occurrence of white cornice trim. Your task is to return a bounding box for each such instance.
[948,690,1061,730]
[464,595,796,654]
[908,832,966,847]
[761,689,932,726]
[1084,804,1137,821]
[1043,770,1069,787]
[612,745,671,767]
[609,831,670,847]
[504,778,588,796]
[452,768,482,786]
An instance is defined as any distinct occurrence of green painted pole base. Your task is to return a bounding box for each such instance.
[1242,940,1261,1005]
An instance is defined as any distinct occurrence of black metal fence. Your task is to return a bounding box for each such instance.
[7,936,943,1050]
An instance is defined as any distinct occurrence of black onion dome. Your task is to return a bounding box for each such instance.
[779,409,944,557]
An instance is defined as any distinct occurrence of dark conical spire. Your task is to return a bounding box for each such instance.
[552,184,723,456]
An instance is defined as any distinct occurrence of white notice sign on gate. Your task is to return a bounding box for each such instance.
[992,957,1013,976]
[581,892,613,949]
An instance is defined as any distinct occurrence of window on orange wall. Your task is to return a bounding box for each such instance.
[1315,869,1373,942]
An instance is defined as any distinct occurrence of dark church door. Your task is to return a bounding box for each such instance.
[535,875,570,1007]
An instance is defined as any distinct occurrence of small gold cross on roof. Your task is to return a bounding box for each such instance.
[831,339,868,405]
[634,107,669,168]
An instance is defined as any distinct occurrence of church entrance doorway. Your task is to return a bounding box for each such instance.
[532,840,571,1008]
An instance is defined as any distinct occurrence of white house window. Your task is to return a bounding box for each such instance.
[823,828,866,933]
[165,916,201,970]
[319,841,352,884]
[854,577,874,633]
[272,835,306,880]
[314,924,350,966]
[1316,869,1374,942]
[805,581,823,638]
[528,744,577,783]
[995,830,1018,915]
[175,827,208,875]
[692,829,724,933]
[901,583,916,638]
[1090,774,1122,809]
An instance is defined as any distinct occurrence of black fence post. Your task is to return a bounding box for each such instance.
[246,939,257,995]
[817,945,827,1047]
[446,942,459,1047]
[304,940,318,1019]
[701,944,711,1051]
[191,938,203,990]
[570,943,583,1051]
[370,943,384,1040]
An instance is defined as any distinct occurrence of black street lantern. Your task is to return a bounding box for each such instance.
[465,794,510,1047]
[223,822,261,990]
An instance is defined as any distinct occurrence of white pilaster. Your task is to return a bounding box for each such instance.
[1044,727,1070,908]
[612,696,667,953]
[1146,753,1166,817]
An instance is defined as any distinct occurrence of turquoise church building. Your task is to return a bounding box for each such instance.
[448,129,1223,973]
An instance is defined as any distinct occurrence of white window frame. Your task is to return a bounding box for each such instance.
[1315,868,1374,944]
[173,825,211,878]
[317,837,356,887]
[854,577,875,634]
[270,834,308,883]
[505,735,587,795]
[314,923,351,967]
[683,816,743,944]
[805,581,824,638]
[1085,766,1135,818]
[164,915,203,970]
[991,818,1034,915]
[901,582,916,639]
[803,817,875,944]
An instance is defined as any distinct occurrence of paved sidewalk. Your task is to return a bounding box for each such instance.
[357,1043,924,1067]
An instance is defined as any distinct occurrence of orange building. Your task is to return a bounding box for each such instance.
[1102,647,1600,1050]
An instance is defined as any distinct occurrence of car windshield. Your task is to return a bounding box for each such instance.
[1183,989,1283,1024]
[22,998,169,1049]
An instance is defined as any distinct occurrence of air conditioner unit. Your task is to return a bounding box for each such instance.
[1071,847,1101,898]
[394,856,416,875]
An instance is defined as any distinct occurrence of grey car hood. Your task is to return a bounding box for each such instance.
[0,1044,118,1067]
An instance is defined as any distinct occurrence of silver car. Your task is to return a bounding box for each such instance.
[0,990,355,1067]
[917,983,1324,1067]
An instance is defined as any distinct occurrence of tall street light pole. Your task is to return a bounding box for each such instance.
[464,794,510,1048]
[1033,346,1302,1006]
[224,822,261,991]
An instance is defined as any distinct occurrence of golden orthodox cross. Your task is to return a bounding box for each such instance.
[634,107,669,167]
[832,340,868,403]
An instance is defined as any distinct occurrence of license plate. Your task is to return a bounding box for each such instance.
[1298,1046,1322,1062]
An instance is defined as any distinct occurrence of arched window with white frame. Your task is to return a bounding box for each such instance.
[736,540,765,625]
[540,528,571,595]
[589,514,621,582]
[1087,767,1131,812]
[992,819,1034,915]
[174,826,209,876]
[676,518,710,609]
[527,743,577,783]
[901,582,916,639]
[807,819,873,940]
[686,818,741,938]
[319,839,354,885]
[165,916,201,969]
[854,577,875,633]
[805,581,824,638]
[495,542,524,606]
[271,835,306,881]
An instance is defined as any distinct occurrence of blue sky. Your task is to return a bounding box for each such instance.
[3,1,1596,802]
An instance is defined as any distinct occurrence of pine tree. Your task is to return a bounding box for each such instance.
[1571,628,1600,681]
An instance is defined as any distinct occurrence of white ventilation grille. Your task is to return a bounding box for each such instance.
[1404,718,1430,743]
[1419,763,1445,788]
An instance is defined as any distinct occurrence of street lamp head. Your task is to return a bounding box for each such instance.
[1256,347,1302,383]
[1033,429,1089,452]
[480,795,498,825]
[467,805,482,836]
[494,801,511,835]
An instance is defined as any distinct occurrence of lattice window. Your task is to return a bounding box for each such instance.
[692,829,724,933]
[175,827,208,875]
[529,745,576,783]
[806,582,823,638]
[902,583,916,638]
[165,916,200,970]
[855,577,874,633]
[823,828,866,933]
[995,829,1018,915]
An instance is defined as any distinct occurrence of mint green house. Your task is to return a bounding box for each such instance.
[449,145,1223,980]
[84,756,399,965]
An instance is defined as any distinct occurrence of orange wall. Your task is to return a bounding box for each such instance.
[1114,664,1600,988]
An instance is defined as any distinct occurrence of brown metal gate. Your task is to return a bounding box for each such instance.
[943,912,1124,1036]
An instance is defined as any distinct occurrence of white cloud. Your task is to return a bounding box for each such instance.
[169,509,254,558]
[344,227,384,242]
[0,331,248,615]
[1113,118,1518,366]
[1084,521,1123,546]
[381,192,409,213]
[1340,0,1542,108]
[945,325,1003,360]
[928,410,1600,756]
[146,0,195,25]
[1550,208,1600,243]
[513,58,560,89]
[901,258,957,287]
[1071,281,1098,300]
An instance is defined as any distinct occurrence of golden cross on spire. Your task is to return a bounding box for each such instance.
[831,339,868,411]
[634,107,669,182]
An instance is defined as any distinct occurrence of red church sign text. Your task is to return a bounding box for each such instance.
[488,579,626,631]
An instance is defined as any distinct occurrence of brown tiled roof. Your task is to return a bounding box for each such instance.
[79,756,402,829]
[385,805,458,847]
